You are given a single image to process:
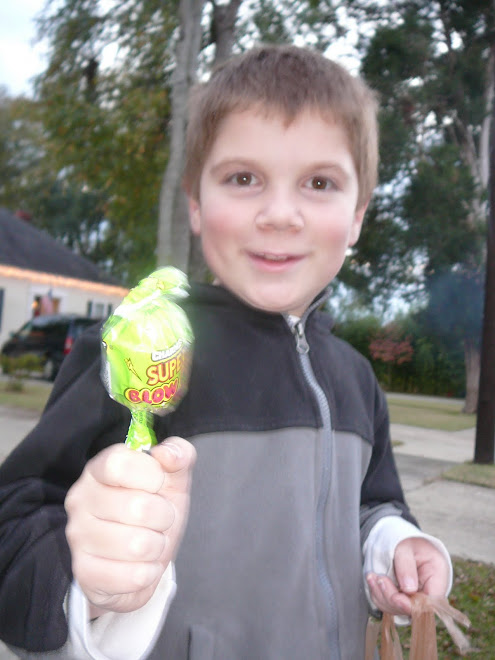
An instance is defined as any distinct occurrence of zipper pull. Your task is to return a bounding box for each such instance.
[293,320,310,354]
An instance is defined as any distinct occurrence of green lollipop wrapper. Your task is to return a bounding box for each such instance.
[101,267,194,451]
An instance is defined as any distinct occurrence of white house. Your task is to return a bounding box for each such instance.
[0,208,129,347]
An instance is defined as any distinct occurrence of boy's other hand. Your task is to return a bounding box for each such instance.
[65,437,196,618]
[366,537,450,617]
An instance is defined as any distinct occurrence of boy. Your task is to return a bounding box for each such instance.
[0,45,451,659]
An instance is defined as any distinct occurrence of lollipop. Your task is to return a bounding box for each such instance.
[101,267,193,451]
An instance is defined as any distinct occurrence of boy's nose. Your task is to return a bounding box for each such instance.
[255,193,304,231]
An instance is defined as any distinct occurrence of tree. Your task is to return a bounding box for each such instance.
[33,0,178,284]
[475,44,495,464]
[156,0,244,280]
[156,0,205,277]
[0,91,48,212]
[358,0,494,412]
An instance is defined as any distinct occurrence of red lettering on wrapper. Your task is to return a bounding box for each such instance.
[127,389,141,403]
[124,378,180,407]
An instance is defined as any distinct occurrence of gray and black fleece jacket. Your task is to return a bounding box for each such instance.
[0,283,417,659]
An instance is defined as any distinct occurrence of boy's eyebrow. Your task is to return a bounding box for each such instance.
[208,158,259,175]
[310,161,353,181]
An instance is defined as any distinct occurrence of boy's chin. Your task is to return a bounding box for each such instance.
[209,280,310,316]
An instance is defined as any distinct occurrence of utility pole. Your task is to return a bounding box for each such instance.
[474,48,495,465]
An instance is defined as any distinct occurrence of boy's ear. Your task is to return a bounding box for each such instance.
[188,196,201,236]
[348,202,369,247]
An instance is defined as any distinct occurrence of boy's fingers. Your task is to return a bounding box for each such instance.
[74,554,162,612]
[84,437,195,496]
[67,517,168,563]
[81,484,175,530]
[87,444,166,493]
[367,573,412,616]
[151,436,196,494]
[393,542,419,594]
[395,537,450,596]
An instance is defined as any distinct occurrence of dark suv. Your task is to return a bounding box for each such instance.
[1,314,98,381]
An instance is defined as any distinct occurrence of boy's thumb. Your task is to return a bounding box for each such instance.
[152,436,196,476]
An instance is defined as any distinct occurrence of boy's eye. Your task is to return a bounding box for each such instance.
[307,176,333,191]
[229,172,257,186]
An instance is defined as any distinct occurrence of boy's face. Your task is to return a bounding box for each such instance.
[188,108,368,317]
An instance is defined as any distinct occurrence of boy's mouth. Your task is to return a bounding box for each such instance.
[249,251,303,267]
[257,253,291,261]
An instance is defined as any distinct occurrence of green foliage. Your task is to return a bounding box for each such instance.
[357,0,490,289]
[334,313,466,397]
[29,0,177,284]
[351,0,492,406]
[333,315,382,362]
[0,92,48,213]
[238,0,341,52]
[339,196,416,304]
[361,10,434,99]
[402,144,483,273]
[0,354,43,392]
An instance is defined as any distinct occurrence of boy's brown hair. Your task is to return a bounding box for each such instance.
[183,44,379,209]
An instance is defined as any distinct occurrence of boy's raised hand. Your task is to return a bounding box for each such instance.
[65,437,196,619]
[366,537,451,617]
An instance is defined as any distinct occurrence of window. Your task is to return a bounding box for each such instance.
[93,302,105,318]
[32,293,60,317]
[87,301,105,319]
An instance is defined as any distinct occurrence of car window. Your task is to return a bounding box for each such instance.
[44,322,70,341]
[71,319,96,339]
[16,321,33,339]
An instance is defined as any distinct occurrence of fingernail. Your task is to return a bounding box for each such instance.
[403,578,415,592]
[377,578,386,593]
[162,441,182,459]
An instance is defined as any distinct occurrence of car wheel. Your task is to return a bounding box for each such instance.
[42,358,58,382]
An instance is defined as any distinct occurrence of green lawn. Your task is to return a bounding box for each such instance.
[0,380,51,412]
[394,558,495,659]
[443,462,495,489]
[387,395,476,432]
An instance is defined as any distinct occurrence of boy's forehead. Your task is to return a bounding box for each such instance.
[215,103,340,139]
[205,106,356,178]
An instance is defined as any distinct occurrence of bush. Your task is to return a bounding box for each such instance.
[0,354,43,391]
[333,314,465,397]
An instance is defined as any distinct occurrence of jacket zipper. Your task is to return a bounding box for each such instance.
[286,310,341,660]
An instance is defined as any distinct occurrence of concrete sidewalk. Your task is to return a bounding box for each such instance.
[0,407,493,659]
[392,423,495,566]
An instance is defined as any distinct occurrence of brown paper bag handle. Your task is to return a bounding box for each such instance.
[365,593,472,660]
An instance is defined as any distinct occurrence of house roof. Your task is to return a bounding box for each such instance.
[0,207,120,285]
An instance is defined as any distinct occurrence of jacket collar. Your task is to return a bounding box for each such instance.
[188,281,334,326]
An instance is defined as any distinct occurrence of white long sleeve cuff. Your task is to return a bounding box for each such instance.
[363,515,453,621]
[68,563,176,660]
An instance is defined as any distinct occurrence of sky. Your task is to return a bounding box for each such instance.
[0,0,48,97]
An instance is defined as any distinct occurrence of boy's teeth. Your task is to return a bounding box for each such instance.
[263,254,287,261]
